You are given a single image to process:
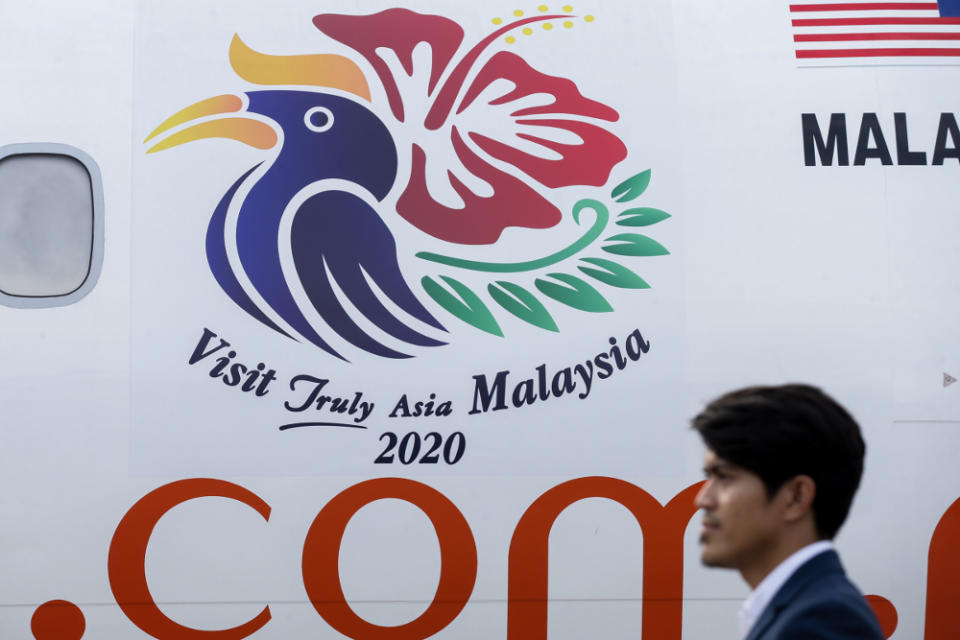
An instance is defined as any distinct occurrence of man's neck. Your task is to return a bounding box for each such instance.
[740,534,823,589]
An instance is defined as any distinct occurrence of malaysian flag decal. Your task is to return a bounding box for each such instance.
[791,0,960,63]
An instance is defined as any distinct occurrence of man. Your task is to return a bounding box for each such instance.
[692,384,884,640]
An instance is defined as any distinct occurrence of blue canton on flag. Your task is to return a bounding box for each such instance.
[940,0,960,17]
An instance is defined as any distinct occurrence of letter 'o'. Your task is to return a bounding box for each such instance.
[108,479,272,639]
[302,478,477,640]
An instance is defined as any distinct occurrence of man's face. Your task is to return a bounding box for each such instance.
[695,449,784,571]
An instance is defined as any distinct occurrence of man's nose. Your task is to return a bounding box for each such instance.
[694,481,714,509]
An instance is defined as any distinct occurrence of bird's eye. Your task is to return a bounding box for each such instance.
[304,106,334,132]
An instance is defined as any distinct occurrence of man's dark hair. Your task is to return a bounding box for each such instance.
[692,384,865,539]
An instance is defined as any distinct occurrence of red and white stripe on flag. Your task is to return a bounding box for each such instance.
[790,1,960,64]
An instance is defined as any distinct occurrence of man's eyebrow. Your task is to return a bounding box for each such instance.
[703,462,738,475]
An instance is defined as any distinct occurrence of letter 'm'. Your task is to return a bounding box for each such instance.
[507,478,702,640]
[469,371,509,414]
[802,113,849,166]
[925,496,960,638]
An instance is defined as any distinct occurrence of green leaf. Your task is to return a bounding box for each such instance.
[603,233,670,257]
[578,258,650,289]
[488,282,559,332]
[610,170,651,202]
[617,207,671,227]
[534,273,613,313]
[421,276,503,336]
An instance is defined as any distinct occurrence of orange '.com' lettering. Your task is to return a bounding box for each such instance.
[106,478,960,639]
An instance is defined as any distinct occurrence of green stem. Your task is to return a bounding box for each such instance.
[415,199,608,273]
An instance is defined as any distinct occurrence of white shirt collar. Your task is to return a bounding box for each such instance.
[737,540,834,639]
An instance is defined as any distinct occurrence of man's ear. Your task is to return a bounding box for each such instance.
[780,475,816,523]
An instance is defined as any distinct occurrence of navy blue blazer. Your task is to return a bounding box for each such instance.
[745,550,884,640]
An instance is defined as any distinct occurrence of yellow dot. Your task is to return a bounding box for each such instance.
[522,27,533,35]
[514,9,524,16]
[563,4,573,11]
[493,17,503,25]
[584,14,595,22]
[506,35,516,43]
[563,20,574,28]
[539,4,549,11]
[543,22,553,30]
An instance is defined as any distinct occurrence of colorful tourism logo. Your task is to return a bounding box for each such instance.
[145,7,672,361]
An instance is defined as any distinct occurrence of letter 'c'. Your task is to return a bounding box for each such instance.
[302,478,477,640]
[108,479,272,639]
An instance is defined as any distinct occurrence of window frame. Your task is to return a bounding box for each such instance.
[0,143,104,308]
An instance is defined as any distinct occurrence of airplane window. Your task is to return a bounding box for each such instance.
[0,144,103,307]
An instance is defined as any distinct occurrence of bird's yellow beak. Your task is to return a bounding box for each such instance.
[143,94,277,153]
[144,34,370,154]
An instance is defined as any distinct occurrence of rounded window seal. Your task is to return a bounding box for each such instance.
[0,143,104,309]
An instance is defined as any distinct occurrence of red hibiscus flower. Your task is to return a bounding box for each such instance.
[314,9,627,245]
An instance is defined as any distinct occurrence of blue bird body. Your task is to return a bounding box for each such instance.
[199,89,445,360]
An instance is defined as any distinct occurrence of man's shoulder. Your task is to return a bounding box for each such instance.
[755,552,884,640]
[771,595,884,640]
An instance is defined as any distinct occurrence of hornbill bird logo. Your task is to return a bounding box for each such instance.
[145,9,634,361]
[145,36,447,361]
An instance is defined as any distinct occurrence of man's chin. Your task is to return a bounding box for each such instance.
[699,546,730,568]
